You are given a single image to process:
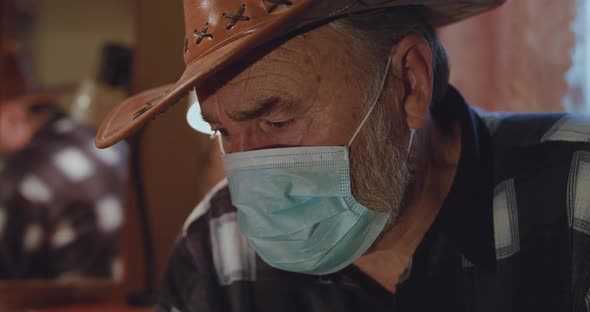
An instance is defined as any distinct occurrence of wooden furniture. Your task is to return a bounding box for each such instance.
[0,279,125,311]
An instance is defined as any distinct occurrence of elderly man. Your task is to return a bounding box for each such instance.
[97,0,590,311]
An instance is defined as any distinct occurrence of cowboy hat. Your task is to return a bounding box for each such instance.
[96,0,505,148]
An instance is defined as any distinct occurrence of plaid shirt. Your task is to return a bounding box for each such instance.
[0,112,128,280]
[157,86,590,312]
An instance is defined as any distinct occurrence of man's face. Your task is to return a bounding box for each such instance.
[198,23,412,218]
[198,25,369,153]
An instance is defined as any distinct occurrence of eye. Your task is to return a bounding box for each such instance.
[266,119,294,129]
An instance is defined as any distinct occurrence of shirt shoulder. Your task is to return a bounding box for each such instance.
[182,179,257,284]
[159,180,259,311]
[475,109,590,149]
[182,179,234,234]
[476,109,590,254]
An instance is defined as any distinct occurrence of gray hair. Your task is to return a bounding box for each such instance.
[328,6,450,110]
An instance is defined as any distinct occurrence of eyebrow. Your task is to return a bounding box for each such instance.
[229,96,286,122]
[202,96,295,125]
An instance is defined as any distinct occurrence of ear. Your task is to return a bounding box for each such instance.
[0,102,32,152]
[391,34,433,130]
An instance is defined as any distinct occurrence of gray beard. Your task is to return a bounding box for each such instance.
[349,102,413,225]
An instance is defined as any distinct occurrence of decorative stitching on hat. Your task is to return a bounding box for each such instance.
[222,4,251,30]
[264,0,293,13]
[133,101,154,120]
[133,94,165,120]
[194,23,214,45]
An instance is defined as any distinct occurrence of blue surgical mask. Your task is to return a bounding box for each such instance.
[222,57,405,275]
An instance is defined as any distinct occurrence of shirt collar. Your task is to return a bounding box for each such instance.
[430,85,496,271]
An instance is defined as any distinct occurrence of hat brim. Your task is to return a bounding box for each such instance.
[96,0,505,148]
[96,31,286,148]
[96,1,318,149]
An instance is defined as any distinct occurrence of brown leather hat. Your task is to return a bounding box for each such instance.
[96,0,505,148]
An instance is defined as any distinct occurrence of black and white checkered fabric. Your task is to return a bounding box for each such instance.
[0,112,128,280]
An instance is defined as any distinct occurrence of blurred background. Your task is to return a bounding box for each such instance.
[0,0,588,311]
[0,0,222,311]
[440,0,589,114]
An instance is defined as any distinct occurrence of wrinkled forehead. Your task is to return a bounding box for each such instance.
[195,22,349,103]
[188,24,362,136]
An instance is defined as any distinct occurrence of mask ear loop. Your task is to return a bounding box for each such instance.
[347,56,393,148]
[211,131,226,155]
[407,128,415,157]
